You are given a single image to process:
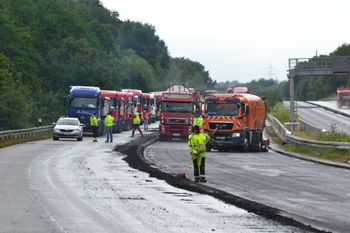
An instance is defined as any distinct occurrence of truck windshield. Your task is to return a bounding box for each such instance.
[110,98,116,110]
[70,97,98,109]
[162,101,193,113]
[205,103,239,116]
[143,98,149,107]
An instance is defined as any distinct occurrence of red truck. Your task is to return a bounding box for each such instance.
[101,90,130,133]
[337,88,350,108]
[159,83,196,141]
[151,92,163,121]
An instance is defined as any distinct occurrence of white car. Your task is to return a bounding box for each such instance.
[53,117,84,141]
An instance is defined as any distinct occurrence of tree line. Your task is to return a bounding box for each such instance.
[0,0,215,130]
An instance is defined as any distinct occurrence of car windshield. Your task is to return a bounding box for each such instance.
[70,97,98,109]
[162,101,193,113]
[57,119,79,126]
[205,103,239,116]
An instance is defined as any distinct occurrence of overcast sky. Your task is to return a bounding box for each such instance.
[100,0,350,84]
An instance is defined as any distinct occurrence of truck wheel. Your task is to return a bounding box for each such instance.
[241,134,249,152]
[125,119,130,131]
[256,133,262,152]
[117,120,123,133]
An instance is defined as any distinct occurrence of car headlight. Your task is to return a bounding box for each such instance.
[73,129,80,132]
[231,133,240,138]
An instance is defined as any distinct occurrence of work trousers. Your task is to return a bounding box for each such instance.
[144,120,148,130]
[132,124,143,136]
[193,157,206,178]
[92,126,98,139]
[106,127,113,141]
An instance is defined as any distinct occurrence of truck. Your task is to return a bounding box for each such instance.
[101,90,130,133]
[202,92,267,152]
[204,90,215,98]
[64,86,110,136]
[189,88,200,103]
[158,83,196,141]
[124,91,138,130]
[151,92,163,121]
[337,88,350,108]
[149,93,157,123]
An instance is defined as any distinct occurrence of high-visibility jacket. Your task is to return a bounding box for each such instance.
[195,117,203,127]
[133,112,141,124]
[141,112,150,121]
[104,115,114,127]
[188,132,213,158]
[158,107,161,116]
[90,115,98,126]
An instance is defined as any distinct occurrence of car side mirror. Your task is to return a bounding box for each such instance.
[52,123,56,126]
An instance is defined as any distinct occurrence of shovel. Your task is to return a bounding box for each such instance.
[177,127,218,178]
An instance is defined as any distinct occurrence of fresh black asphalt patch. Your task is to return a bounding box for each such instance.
[115,133,329,233]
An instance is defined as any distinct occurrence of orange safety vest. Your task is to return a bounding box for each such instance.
[141,112,150,121]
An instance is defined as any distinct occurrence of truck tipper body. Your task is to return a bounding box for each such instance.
[337,88,350,108]
[159,83,195,141]
[65,86,109,136]
[203,93,266,152]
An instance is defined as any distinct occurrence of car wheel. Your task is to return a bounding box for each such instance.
[53,136,59,140]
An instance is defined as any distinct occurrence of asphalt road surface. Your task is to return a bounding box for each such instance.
[145,140,350,233]
[0,124,306,233]
[284,100,350,135]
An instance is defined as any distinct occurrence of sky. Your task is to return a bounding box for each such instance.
[100,0,350,84]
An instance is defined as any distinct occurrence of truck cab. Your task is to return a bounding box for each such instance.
[64,86,109,136]
[203,93,266,152]
[159,83,195,141]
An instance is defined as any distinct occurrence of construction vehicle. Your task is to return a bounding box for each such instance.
[189,88,200,103]
[337,88,350,108]
[204,90,215,98]
[101,90,130,133]
[124,91,138,130]
[159,83,196,141]
[149,93,157,123]
[151,92,163,121]
[64,86,110,136]
[227,86,251,94]
[202,92,267,152]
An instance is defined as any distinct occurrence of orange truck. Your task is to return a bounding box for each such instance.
[202,93,267,152]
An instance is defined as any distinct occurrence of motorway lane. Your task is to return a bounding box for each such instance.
[284,101,350,135]
[144,141,350,232]
[1,123,304,233]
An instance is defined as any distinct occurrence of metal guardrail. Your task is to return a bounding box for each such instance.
[0,126,53,142]
[268,114,350,150]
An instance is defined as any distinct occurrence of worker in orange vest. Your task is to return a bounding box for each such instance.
[141,110,150,131]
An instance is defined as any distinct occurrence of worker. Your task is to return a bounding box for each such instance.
[104,112,114,143]
[141,110,150,131]
[194,114,203,132]
[90,113,98,142]
[131,112,144,137]
[188,125,213,182]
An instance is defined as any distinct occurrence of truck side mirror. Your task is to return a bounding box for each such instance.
[118,101,121,109]
[101,99,105,108]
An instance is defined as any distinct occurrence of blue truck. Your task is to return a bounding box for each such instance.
[64,86,110,136]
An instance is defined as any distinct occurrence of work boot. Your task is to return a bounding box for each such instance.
[195,178,200,182]
[200,178,207,183]
[105,140,109,142]
[110,140,113,143]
